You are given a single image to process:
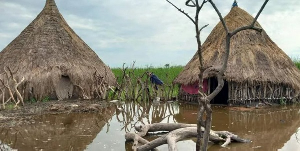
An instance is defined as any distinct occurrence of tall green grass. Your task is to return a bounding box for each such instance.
[295,61,300,70]
[111,65,184,100]
[112,65,184,85]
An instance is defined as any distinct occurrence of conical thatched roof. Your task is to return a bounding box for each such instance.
[0,0,116,100]
[174,7,300,92]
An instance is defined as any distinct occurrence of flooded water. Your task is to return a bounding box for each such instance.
[1,101,300,151]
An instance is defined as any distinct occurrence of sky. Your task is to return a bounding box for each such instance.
[0,0,299,68]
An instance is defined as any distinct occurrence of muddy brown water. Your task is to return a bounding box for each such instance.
[0,101,300,151]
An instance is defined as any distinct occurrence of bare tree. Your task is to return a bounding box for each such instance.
[124,1,270,150]
[167,0,269,150]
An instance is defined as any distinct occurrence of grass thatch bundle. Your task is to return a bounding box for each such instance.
[174,7,300,102]
[0,0,116,101]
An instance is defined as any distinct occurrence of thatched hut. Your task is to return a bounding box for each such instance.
[0,0,116,101]
[174,6,300,105]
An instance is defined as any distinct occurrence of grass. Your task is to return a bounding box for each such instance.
[42,96,50,102]
[279,97,286,105]
[5,103,15,110]
[295,61,300,70]
[112,65,184,85]
[111,65,184,100]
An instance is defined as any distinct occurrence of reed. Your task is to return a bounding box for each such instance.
[295,61,300,70]
[111,65,183,101]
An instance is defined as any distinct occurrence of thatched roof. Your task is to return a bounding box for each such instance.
[174,7,300,92]
[0,0,116,100]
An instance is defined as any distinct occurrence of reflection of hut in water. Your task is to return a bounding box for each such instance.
[173,5,300,105]
[228,106,300,150]
[173,104,230,130]
[0,106,115,150]
[0,0,116,101]
[173,104,300,150]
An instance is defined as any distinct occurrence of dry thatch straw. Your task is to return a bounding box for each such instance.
[174,7,300,97]
[0,0,116,101]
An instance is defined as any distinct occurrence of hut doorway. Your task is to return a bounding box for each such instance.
[55,75,74,100]
[209,77,228,105]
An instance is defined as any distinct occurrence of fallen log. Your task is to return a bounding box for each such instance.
[125,123,250,151]
[135,123,197,137]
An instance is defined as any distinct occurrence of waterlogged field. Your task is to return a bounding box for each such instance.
[1,101,300,151]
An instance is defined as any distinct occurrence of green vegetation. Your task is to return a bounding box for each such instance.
[29,98,37,103]
[111,65,184,101]
[280,97,287,105]
[5,103,14,110]
[25,97,49,103]
[42,96,50,102]
[112,65,183,84]
[295,61,300,70]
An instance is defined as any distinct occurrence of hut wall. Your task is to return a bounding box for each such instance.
[178,80,299,106]
[178,88,199,103]
[228,81,297,106]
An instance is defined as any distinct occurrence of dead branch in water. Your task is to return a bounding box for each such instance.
[125,123,250,151]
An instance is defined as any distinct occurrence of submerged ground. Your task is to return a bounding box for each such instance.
[0,99,111,128]
[0,100,300,151]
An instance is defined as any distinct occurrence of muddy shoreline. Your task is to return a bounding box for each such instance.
[0,99,284,128]
[0,99,113,128]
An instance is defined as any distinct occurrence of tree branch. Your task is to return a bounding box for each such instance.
[207,0,229,33]
[125,123,250,151]
[230,25,262,37]
[166,0,196,24]
[230,0,269,36]
[199,24,209,33]
[197,0,207,13]
[251,0,269,26]
[206,72,224,102]
[185,0,196,7]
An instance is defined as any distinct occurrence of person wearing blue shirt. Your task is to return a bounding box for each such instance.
[147,72,163,90]
[232,0,238,7]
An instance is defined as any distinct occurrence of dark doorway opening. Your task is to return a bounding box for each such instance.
[209,77,228,105]
[55,75,74,100]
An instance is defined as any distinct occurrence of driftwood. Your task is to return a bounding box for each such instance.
[0,66,25,109]
[125,123,250,151]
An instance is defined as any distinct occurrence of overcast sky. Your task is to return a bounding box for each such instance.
[0,0,299,67]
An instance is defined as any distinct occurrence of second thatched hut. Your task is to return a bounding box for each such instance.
[174,6,300,105]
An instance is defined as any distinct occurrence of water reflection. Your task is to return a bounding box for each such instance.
[174,104,300,151]
[114,101,179,132]
[1,102,300,151]
[0,106,115,151]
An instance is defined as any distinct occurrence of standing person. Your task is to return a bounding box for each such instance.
[232,0,238,7]
[147,72,164,99]
[147,72,163,88]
